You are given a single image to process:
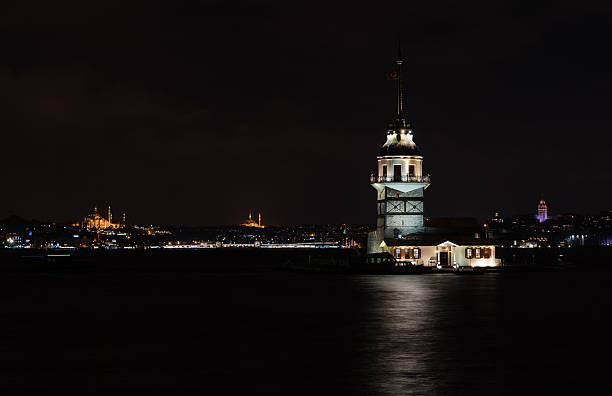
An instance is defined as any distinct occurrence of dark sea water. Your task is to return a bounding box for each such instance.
[1,266,611,394]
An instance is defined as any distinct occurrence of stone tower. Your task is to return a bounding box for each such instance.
[367,44,431,254]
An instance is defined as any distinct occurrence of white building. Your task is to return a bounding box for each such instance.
[366,47,499,268]
[379,235,500,268]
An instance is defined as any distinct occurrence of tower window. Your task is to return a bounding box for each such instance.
[382,165,387,178]
[408,165,415,177]
[393,165,402,181]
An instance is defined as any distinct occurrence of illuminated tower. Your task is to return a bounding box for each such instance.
[108,205,112,227]
[367,43,430,253]
[258,213,262,227]
[537,199,548,223]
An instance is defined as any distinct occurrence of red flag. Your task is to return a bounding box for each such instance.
[386,70,399,80]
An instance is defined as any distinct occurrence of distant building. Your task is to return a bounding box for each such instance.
[241,212,264,228]
[74,206,122,230]
[490,212,503,224]
[537,200,548,223]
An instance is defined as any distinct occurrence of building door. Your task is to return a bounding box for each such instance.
[439,251,449,267]
[393,165,402,181]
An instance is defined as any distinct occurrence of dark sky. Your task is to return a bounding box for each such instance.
[1,1,611,226]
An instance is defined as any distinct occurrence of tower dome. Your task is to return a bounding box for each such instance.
[379,127,421,156]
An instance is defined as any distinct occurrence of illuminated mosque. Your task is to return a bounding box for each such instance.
[241,212,264,228]
[74,205,125,230]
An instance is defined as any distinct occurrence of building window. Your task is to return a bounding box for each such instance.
[475,248,481,259]
[395,249,401,259]
[408,164,415,177]
[382,165,387,178]
[466,248,473,259]
[414,248,420,259]
[483,248,491,259]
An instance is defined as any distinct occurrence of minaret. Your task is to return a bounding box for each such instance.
[258,213,262,227]
[367,42,431,253]
[108,205,112,227]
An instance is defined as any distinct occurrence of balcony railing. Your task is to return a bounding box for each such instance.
[370,174,431,183]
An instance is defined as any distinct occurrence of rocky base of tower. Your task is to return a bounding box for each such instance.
[367,229,385,254]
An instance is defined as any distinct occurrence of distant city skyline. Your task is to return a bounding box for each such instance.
[2,199,610,229]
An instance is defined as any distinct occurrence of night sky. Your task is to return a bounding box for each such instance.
[2,1,611,226]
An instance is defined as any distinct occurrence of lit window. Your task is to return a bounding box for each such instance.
[466,248,473,259]
[414,248,420,259]
[395,249,401,259]
[475,248,481,259]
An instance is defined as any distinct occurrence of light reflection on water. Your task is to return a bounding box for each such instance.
[2,269,612,394]
[347,271,612,395]
[356,276,438,395]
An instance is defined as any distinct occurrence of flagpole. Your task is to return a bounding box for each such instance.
[396,38,404,119]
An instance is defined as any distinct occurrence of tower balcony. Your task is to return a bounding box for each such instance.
[370,174,431,183]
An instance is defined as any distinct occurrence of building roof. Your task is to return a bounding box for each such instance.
[379,120,422,156]
[426,217,480,229]
[384,234,497,247]
[379,141,421,156]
